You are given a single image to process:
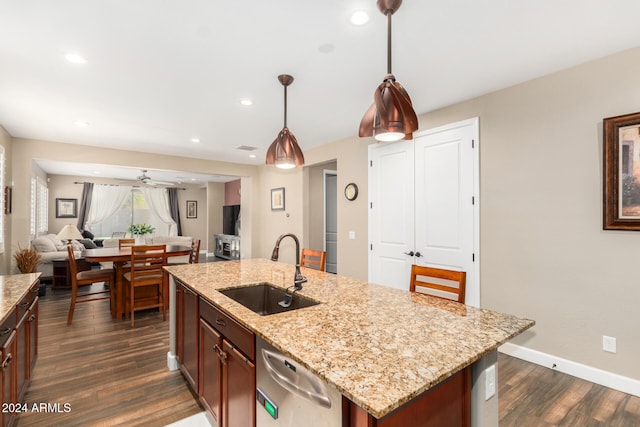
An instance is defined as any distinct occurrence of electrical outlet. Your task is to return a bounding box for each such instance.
[485,364,496,400]
[603,336,616,353]
[348,231,356,239]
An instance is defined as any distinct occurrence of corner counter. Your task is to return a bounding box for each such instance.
[165,259,534,421]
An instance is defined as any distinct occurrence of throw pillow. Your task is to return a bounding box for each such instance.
[31,236,57,253]
[78,239,97,249]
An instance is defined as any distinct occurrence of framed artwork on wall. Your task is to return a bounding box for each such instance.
[271,187,285,211]
[56,198,77,218]
[186,200,197,219]
[603,111,640,230]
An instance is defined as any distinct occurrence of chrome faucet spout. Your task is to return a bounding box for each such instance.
[271,233,307,290]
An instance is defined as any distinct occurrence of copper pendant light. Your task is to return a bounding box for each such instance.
[266,74,305,169]
[359,0,418,142]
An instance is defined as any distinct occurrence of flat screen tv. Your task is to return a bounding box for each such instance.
[223,205,240,235]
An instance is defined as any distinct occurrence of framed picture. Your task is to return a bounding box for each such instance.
[186,200,197,219]
[603,112,640,230]
[3,186,10,215]
[56,198,77,218]
[271,187,285,211]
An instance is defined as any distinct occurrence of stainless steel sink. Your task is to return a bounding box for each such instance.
[219,283,320,316]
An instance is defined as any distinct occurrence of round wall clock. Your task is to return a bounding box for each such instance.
[344,183,358,201]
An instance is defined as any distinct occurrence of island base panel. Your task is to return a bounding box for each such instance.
[345,367,470,427]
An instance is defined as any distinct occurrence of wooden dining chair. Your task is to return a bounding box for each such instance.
[300,248,326,272]
[123,244,166,327]
[409,264,466,303]
[66,245,115,325]
[118,238,136,248]
[111,231,126,238]
[189,239,201,264]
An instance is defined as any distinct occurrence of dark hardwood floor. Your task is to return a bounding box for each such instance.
[14,281,640,426]
[15,282,202,426]
[498,353,640,426]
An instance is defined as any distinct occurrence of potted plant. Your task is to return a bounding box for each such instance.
[14,244,45,295]
[128,223,155,244]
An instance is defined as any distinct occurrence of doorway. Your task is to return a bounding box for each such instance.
[324,170,337,273]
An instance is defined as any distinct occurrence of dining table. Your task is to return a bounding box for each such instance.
[81,244,192,319]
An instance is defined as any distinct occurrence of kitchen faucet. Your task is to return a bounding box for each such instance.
[271,233,307,291]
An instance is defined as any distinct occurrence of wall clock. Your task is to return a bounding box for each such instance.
[344,183,358,201]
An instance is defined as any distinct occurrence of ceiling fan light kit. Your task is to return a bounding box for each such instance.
[359,0,418,142]
[266,74,305,169]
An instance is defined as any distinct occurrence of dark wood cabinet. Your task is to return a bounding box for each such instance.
[198,298,255,427]
[199,318,222,425]
[0,310,16,427]
[177,282,198,391]
[222,338,255,427]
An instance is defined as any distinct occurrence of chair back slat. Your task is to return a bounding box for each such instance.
[300,248,326,272]
[118,238,136,248]
[189,239,201,264]
[409,265,466,303]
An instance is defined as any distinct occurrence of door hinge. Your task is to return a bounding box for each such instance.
[370,202,373,209]
[370,160,373,167]
[370,244,373,251]
[472,253,475,262]
[472,139,475,148]
[472,196,475,205]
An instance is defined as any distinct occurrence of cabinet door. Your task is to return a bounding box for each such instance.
[176,283,184,363]
[1,330,16,427]
[180,284,198,390]
[199,319,222,426]
[15,311,28,401]
[222,338,255,427]
[27,298,38,376]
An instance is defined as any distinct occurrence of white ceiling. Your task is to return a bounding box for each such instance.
[1,1,640,180]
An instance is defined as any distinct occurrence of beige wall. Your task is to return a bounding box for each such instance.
[206,182,225,253]
[305,161,337,251]
[256,136,369,280]
[419,47,640,379]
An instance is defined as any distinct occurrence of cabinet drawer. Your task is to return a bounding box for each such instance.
[0,312,15,347]
[199,298,254,361]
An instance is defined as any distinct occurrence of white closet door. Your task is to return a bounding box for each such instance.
[368,140,415,290]
[414,119,478,306]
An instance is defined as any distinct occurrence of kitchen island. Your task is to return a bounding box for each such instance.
[165,259,534,426]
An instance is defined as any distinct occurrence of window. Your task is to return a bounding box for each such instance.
[88,189,171,237]
[36,177,48,235]
[30,178,36,237]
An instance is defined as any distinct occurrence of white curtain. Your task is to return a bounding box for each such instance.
[140,187,178,236]
[86,184,132,226]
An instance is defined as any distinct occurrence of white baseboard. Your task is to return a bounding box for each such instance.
[499,342,640,397]
[167,351,179,371]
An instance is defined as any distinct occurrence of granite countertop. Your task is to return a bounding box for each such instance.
[0,273,41,324]
[165,259,534,419]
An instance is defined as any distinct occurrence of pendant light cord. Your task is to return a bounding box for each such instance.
[283,85,288,128]
[386,10,392,75]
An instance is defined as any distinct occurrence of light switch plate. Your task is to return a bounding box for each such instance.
[348,231,355,239]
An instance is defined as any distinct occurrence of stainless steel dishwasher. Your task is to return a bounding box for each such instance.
[256,336,342,427]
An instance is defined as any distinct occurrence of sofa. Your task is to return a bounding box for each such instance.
[31,234,96,279]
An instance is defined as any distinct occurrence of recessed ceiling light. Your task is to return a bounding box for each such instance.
[93,171,101,174]
[249,154,257,158]
[191,138,200,143]
[240,99,253,106]
[191,178,197,181]
[65,53,87,64]
[350,11,370,26]
[73,120,90,127]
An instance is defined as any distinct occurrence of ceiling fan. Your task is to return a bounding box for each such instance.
[134,170,173,186]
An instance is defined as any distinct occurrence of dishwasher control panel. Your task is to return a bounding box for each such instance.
[257,387,278,420]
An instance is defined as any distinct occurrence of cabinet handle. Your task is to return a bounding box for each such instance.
[28,315,36,322]
[215,318,226,328]
[0,328,11,336]
[17,302,29,308]
[213,344,227,364]
[2,354,11,369]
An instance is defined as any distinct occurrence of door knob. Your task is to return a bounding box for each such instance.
[403,251,414,256]
[415,252,422,258]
